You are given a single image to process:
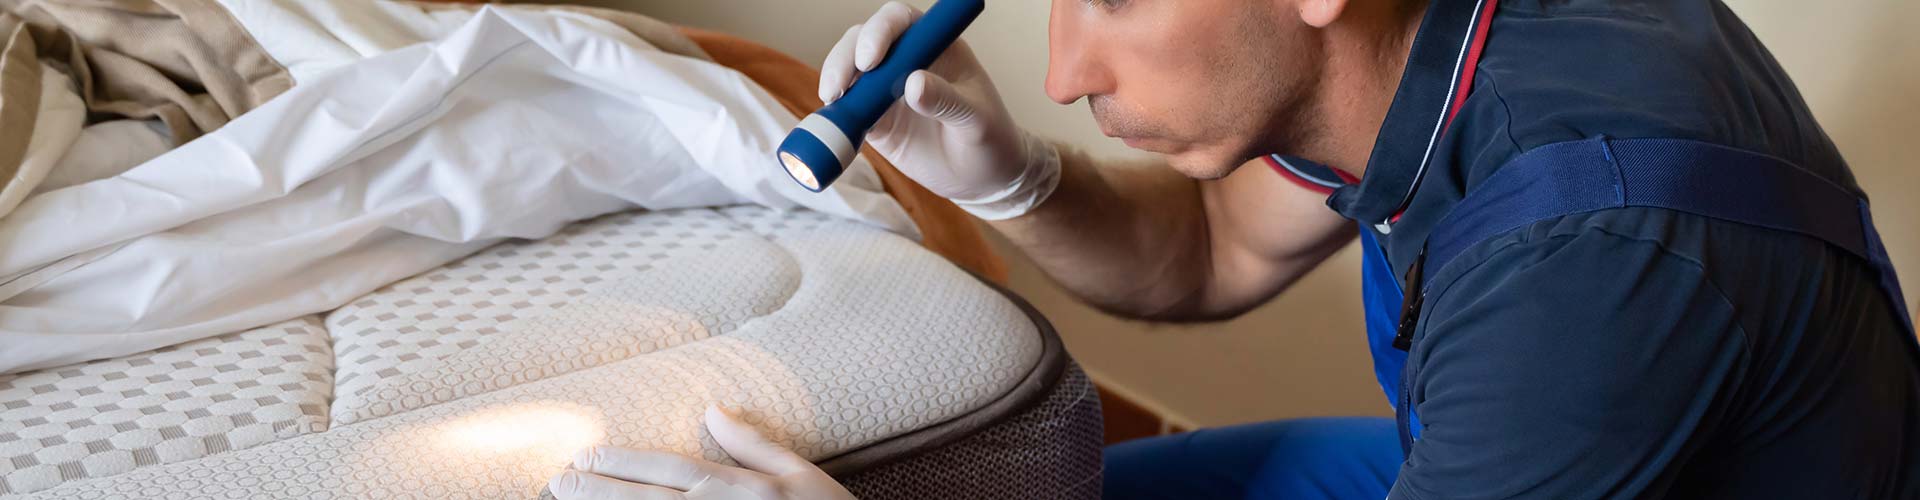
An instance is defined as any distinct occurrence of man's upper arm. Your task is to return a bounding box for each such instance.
[1390,227,1747,500]
[1190,158,1354,318]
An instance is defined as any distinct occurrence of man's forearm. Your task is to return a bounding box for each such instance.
[987,144,1217,319]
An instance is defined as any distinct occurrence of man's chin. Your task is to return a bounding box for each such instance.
[1117,136,1244,180]
[1162,150,1244,181]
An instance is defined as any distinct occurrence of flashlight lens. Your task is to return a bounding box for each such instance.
[781,151,821,191]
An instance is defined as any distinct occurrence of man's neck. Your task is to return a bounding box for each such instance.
[1310,1,1428,181]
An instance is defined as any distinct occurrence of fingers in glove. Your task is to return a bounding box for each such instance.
[903,70,979,128]
[548,470,687,500]
[854,1,925,71]
[704,405,815,477]
[571,446,751,492]
[819,24,865,103]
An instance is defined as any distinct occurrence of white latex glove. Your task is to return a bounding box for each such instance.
[820,1,1061,220]
[549,406,854,500]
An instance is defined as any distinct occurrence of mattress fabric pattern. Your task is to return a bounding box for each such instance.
[0,319,334,494]
[0,206,1048,498]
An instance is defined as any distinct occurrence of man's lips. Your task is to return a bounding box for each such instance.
[1101,120,1172,151]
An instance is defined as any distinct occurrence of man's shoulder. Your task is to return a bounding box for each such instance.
[1423,208,1732,306]
[1464,0,1851,186]
[1423,206,1870,337]
[1434,206,1806,279]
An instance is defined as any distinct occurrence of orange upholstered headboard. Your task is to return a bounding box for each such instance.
[677,27,1007,284]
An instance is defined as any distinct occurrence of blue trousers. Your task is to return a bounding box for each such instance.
[1103,417,1401,500]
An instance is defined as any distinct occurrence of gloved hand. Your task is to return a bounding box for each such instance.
[548,406,854,500]
[820,1,1061,220]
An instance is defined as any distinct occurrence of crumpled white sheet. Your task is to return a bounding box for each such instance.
[0,6,915,374]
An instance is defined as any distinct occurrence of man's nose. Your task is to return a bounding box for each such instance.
[1044,0,1114,105]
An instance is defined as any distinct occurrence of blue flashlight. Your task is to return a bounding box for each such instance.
[777,0,986,192]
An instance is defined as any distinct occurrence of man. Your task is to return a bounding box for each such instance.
[550,0,1920,498]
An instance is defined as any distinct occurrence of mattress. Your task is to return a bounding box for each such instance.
[0,206,1101,499]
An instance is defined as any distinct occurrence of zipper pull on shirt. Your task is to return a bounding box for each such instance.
[1394,246,1427,351]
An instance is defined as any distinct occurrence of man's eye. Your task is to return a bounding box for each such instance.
[1083,0,1128,10]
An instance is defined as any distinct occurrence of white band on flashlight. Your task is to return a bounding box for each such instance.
[796,114,857,167]
[950,134,1063,221]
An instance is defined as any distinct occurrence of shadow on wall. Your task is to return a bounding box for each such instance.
[1827,6,1920,326]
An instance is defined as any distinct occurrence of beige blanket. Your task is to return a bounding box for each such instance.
[0,0,289,217]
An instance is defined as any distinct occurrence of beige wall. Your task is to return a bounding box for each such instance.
[591,0,1920,427]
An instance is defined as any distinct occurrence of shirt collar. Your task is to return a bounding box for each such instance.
[1329,0,1499,232]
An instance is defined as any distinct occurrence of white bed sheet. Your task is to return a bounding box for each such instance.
[0,6,914,374]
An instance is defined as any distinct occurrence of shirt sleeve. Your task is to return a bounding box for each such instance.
[1388,227,1748,500]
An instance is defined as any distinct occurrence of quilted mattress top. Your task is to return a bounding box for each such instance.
[0,206,1044,498]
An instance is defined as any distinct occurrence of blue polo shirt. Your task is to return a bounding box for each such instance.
[1275,0,1920,497]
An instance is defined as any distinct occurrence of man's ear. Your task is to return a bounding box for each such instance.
[1298,0,1351,28]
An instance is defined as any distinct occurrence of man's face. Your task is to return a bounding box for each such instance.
[1047,0,1327,179]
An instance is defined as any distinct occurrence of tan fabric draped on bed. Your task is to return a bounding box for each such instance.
[0,0,292,217]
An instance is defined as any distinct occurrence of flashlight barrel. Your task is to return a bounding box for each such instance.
[817,0,986,145]
[777,0,984,192]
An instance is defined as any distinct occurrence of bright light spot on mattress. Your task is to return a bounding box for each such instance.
[436,402,605,464]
